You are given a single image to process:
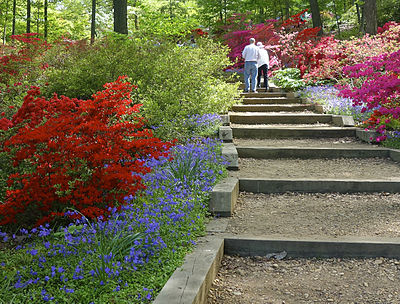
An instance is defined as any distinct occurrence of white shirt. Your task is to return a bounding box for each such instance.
[242,44,260,62]
[257,48,269,68]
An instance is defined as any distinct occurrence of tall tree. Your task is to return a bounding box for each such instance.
[44,0,48,40]
[26,0,31,33]
[12,0,16,35]
[91,0,96,43]
[364,0,377,34]
[113,0,127,34]
[1,0,10,44]
[308,0,323,35]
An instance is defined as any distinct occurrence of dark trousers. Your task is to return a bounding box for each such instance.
[257,64,268,88]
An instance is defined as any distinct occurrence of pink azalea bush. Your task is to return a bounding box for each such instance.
[221,10,318,71]
[302,22,400,83]
[339,49,400,141]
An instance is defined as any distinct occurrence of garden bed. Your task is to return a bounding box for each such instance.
[207,255,400,304]
[227,192,400,239]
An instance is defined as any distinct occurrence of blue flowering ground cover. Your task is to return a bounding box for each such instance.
[0,136,226,303]
[300,85,373,123]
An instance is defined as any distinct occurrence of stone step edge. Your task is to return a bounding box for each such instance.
[221,141,238,170]
[209,176,239,217]
[224,236,400,258]
[239,178,400,193]
[154,227,400,304]
[236,146,399,160]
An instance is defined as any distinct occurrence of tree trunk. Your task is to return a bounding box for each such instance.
[219,0,223,22]
[133,0,138,30]
[309,0,323,35]
[44,0,48,40]
[355,2,361,27]
[12,0,16,35]
[360,4,365,33]
[113,0,127,34]
[285,0,290,19]
[333,0,341,37]
[90,0,96,44]
[364,0,377,35]
[36,1,39,34]
[2,0,10,44]
[27,0,31,33]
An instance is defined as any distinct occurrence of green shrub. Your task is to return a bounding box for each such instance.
[272,68,305,91]
[43,34,240,128]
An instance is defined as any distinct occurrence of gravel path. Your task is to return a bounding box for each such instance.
[208,255,400,304]
[232,123,334,128]
[239,157,400,180]
[234,137,380,148]
[227,192,400,239]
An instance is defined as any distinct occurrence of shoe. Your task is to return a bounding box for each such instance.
[243,90,249,93]
[252,90,258,93]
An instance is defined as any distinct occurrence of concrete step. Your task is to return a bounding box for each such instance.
[232,104,314,112]
[229,113,333,124]
[236,146,391,159]
[239,178,400,193]
[239,84,281,92]
[242,97,302,104]
[240,92,287,98]
[232,126,357,139]
[233,138,376,149]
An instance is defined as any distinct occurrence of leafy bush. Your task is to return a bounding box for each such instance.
[1,77,172,230]
[43,35,240,129]
[43,34,140,99]
[272,68,305,90]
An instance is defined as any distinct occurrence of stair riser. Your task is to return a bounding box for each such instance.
[232,128,356,139]
[232,105,314,112]
[239,179,400,194]
[239,84,281,92]
[230,116,332,124]
[243,98,301,104]
[237,147,390,159]
[241,93,287,98]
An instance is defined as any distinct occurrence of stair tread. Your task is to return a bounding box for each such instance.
[231,124,354,129]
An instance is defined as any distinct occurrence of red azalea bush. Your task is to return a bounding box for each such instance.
[0,76,173,230]
[0,33,53,119]
[338,50,400,140]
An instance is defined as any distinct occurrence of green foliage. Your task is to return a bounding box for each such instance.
[382,138,400,149]
[43,34,240,128]
[272,68,305,91]
[44,34,138,99]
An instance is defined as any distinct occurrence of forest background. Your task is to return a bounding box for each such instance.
[0,0,399,44]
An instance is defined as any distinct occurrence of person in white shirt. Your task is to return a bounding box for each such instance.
[242,38,260,93]
[256,42,269,90]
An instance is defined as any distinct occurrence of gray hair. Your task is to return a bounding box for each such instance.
[249,38,255,44]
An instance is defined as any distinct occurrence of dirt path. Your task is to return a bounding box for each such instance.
[208,255,400,304]
[239,157,400,180]
[227,192,400,239]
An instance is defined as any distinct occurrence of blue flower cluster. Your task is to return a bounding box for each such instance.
[301,85,373,122]
[0,138,226,303]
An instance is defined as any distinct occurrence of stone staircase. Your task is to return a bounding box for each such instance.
[231,86,357,139]
[227,85,400,194]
